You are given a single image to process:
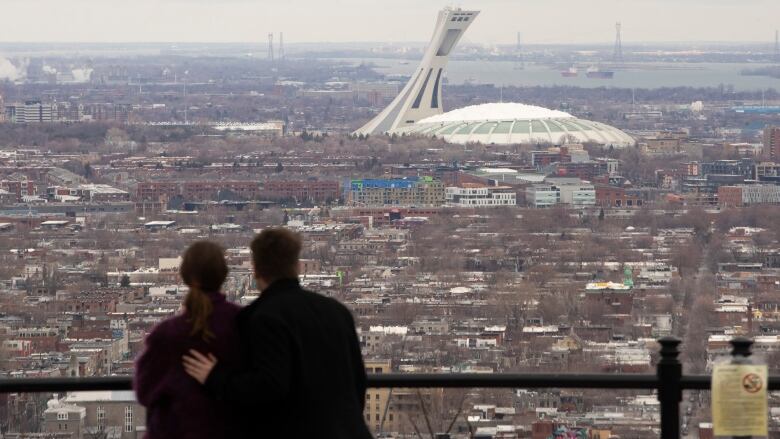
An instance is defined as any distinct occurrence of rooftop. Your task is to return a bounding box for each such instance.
[391,103,635,147]
[419,103,574,123]
[63,390,136,402]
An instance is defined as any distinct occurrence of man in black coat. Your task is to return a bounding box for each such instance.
[183,228,372,438]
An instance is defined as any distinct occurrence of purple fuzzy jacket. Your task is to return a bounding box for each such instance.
[134,291,241,439]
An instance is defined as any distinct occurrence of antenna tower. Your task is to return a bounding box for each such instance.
[267,33,275,62]
[775,30,779,62]
[279,32,285,62]
[514,32,524,70]
[613,22,623,62]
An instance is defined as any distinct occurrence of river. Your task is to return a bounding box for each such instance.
[329,57,780,91]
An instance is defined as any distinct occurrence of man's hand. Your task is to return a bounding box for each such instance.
[182,350,217,385]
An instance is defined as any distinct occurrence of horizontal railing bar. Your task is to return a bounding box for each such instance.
[680,375,711,390]
[682,375,780,391]
[0,373,779,394]
[0,376,132,393]
[367,373,660,389]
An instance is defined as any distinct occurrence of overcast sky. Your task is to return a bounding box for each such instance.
[1,0,778,44]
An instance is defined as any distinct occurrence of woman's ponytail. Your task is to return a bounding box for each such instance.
[179,241,228,341]
[184,288,215,341]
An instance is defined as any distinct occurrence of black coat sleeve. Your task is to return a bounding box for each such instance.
[204,313,294,406]
[344,307,367,410]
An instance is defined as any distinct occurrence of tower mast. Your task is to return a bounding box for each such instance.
[279,32,285,62]
[353,8,480,135]
[267,33,274,62]
[514,31,524,70]
[613,22,623,62]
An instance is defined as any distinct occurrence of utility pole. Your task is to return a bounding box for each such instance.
[268,33,275,62]
[613,22,623,63]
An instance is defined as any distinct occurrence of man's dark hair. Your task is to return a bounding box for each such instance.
[251,227,302,282]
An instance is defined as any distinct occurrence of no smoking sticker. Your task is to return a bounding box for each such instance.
[712,364,768,437]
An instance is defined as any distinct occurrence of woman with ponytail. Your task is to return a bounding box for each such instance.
[134,240,241,439]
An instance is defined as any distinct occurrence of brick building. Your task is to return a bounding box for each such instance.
[58,391,146,439]
[595,185,645,208]
[181,181,260,201]
[1,178,37,202]
[764,126,780,161]
[136,181,261,202]
[584,282,634,316]
[263,179,340,202]
[136,182,179,202]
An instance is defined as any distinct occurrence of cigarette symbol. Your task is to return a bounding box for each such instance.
[742,373,763,393]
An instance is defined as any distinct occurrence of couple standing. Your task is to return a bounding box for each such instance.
[134,228,373,438]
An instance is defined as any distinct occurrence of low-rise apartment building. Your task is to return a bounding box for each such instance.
[526,178,595,208]
[348,177,445,207]
[718,184,780,207]
[445,185,516,207]
[263,179,340,202]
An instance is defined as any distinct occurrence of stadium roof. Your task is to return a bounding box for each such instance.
[390,103,635,148]
[420,103,573,123]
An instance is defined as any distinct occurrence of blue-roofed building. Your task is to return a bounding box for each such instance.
[732,106,780,115]
[350,177,421,191]
[347,177,445,207]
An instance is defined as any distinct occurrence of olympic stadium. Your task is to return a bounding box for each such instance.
[354,8,635,148]
[388,102,635,147]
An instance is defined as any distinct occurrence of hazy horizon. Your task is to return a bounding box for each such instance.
[0,40,776,47]
[0,0,778,45]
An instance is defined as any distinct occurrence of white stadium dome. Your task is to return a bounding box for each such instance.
[389,103,635,148]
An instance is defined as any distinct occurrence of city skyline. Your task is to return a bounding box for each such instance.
[0,0,778,44]
[0,2,780,437]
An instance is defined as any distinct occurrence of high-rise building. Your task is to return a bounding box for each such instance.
[354,8,479,135]
[5,100,56,123]
[363,359,443,435]
[364,359,392,433]
[763,126,780,161]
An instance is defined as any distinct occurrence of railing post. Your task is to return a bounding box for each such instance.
[658,336,682,439]
[729,337,753,361]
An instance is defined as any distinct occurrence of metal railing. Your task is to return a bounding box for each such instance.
[0,337,773,439]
